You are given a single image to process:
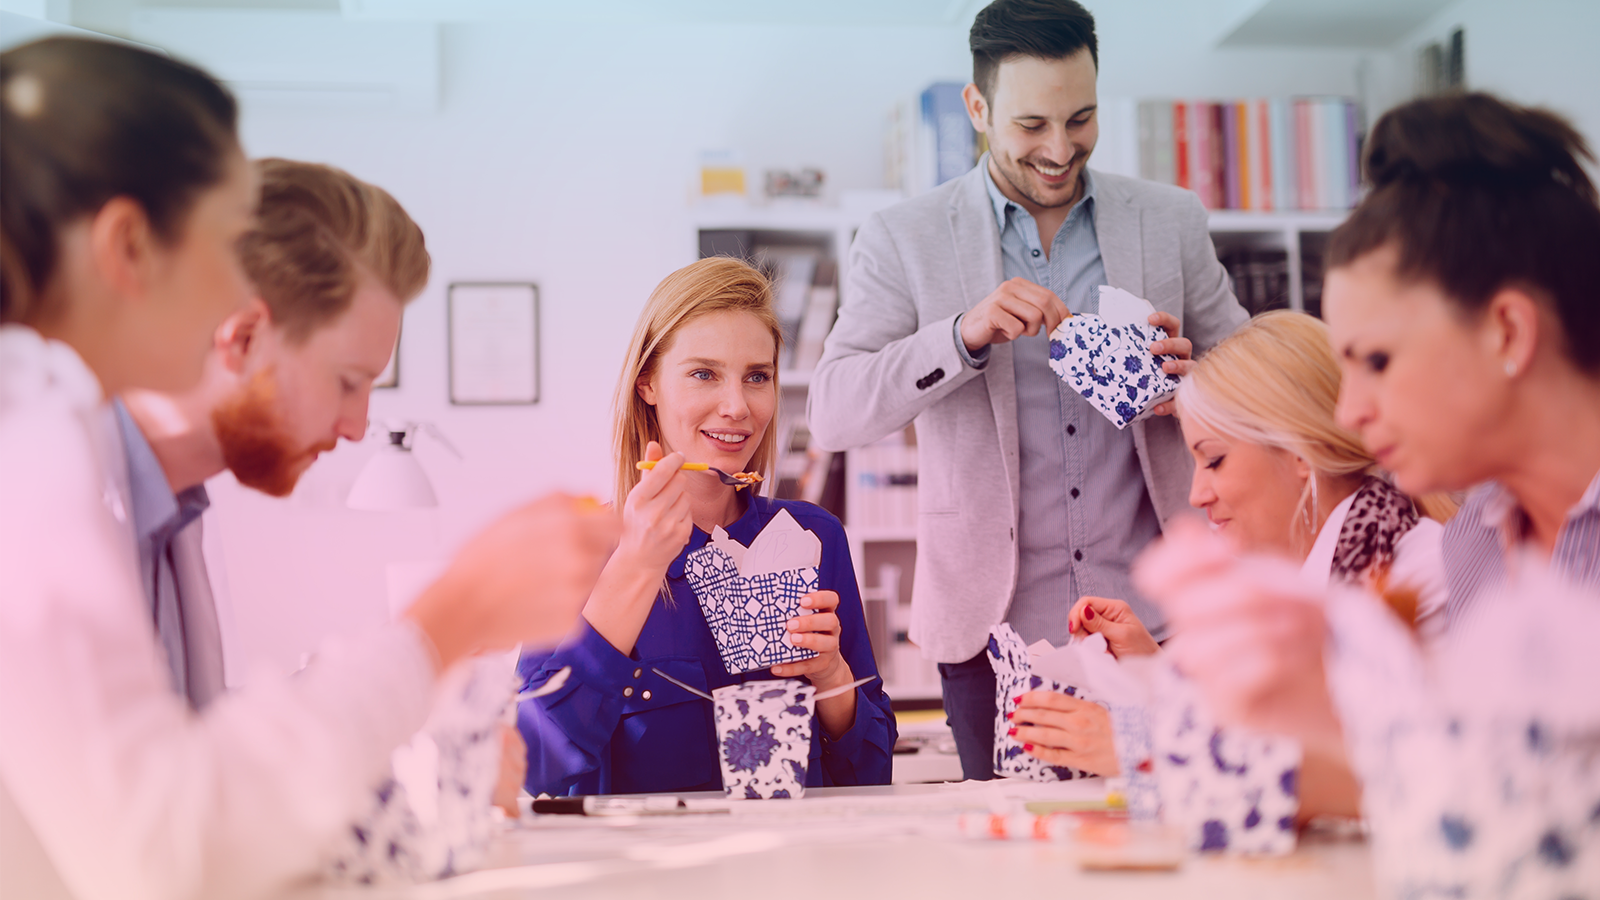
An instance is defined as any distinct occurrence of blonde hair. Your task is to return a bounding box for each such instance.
[611,257,783,511]
[1176,310,1456,529]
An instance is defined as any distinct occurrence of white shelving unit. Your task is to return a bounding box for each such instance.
[1207,209,1349,313]
[692,199,1348,709]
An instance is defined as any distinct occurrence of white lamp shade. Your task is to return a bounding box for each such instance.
[347,445,438,510]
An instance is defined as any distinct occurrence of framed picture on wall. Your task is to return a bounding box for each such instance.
[373,321,401,389]
[448,282,540,405]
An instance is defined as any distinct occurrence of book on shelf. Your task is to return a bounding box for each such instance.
[753,245,819,370]
[1133,97,1363,211]
[847,431,918,533]
[1217,247,1290,317]
[886,82,980,196]
[790,258,839,373]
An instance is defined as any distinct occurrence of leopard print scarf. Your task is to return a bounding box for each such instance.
[1330,476,1420,586]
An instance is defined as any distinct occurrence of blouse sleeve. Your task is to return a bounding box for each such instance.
[514,619,639,796]
[809,513,898,786]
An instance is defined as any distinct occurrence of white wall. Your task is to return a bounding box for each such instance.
[204,10,1384,681]
[1394,0,1600,146]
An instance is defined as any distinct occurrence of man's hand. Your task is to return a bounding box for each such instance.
[1148,310,1194,416]
[959,278,1071,353]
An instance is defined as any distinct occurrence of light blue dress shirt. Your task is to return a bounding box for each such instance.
[954,168,1165,646]
[112,398,215,707]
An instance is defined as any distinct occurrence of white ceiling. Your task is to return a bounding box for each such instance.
[1219,0,1457,47]
[338,0,986,25]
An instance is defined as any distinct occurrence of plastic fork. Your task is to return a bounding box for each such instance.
[635,460,759,490]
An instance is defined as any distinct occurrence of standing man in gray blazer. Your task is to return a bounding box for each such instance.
[808,0,1247,780]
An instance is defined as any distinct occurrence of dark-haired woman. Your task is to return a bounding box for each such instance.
[1137,92,1600,896]
[0,38,612,899]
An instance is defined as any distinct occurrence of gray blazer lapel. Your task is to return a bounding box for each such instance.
[1093,173,1145,298]
[947,160,1022,516]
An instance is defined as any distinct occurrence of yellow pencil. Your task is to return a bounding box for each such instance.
[636,461,710,471]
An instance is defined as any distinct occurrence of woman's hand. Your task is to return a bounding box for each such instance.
[773,590,857,739]
[772,590,850,689]
[616,441,693,574]
[492,724,527,818]
[1134,518,1345,755]
[1009,690,1120,776]
[1068,596,1161,658]
[580,441,693,656]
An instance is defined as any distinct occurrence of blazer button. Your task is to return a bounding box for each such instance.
[623,686,634,698]
[633,668,643,679]
[642,690,652,701]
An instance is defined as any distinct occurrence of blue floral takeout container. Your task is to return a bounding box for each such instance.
[1046,290,1182,430]
[712,679,814,800]
[986,624,1095,782]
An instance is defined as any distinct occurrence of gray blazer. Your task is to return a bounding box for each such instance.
[807,160,1247,663]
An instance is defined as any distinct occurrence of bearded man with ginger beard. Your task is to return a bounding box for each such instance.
[108,160,530,846]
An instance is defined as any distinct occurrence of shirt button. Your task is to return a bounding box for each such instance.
[1031,249,1041,257]
[1074,550,1084,561]
[633,668,643,679]
[642,690,652,701]
[1066,424,1076,435]
[1070,488,1080,499]
[623,686,634,698]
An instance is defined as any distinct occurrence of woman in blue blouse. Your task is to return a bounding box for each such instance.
[517,257,896,796]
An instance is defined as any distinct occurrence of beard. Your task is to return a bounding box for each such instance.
[210,368,336,498]
[992,148,1087,210]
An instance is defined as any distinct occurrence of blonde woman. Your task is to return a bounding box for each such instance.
[515,258,895,795]
[1011,311,1447,820]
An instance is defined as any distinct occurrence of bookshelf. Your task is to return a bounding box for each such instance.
[693,200,941,704]
[1207,209,1348,316]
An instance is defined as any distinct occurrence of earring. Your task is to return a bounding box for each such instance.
[1505,361,1517,376]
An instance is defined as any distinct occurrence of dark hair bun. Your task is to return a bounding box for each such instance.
[1365,92,1596,202]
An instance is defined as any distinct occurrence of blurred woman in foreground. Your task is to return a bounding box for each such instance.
[0,38,614,900]
[1137,93,1600,895]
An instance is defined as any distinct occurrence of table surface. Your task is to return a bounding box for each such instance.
[313,781,1378,900]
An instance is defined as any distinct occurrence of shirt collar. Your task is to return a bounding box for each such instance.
[666,494,774,580]
[982,155,1097,233]
[112,397,209,547]
[1475,468,1600,544]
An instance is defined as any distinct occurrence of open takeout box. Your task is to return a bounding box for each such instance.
[684,508,820,675]
[1048,286,1184,430]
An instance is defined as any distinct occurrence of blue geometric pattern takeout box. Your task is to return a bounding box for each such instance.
[1048,285,1183,430]
[685,509,820,675]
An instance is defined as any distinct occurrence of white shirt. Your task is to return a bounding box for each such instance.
[0,326,437,900]
[1300,490,1447,640]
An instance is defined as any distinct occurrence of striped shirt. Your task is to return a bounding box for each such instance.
[1442,470,1600,631]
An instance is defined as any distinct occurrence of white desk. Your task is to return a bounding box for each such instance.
[314,781,1377,900]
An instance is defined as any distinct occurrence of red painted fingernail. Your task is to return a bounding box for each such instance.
[1012,695,1023,704]
[1084,606,1095,621]
[1023,743,1034,752]
[1005,711,1013,720]
[1007,726,1017,736]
